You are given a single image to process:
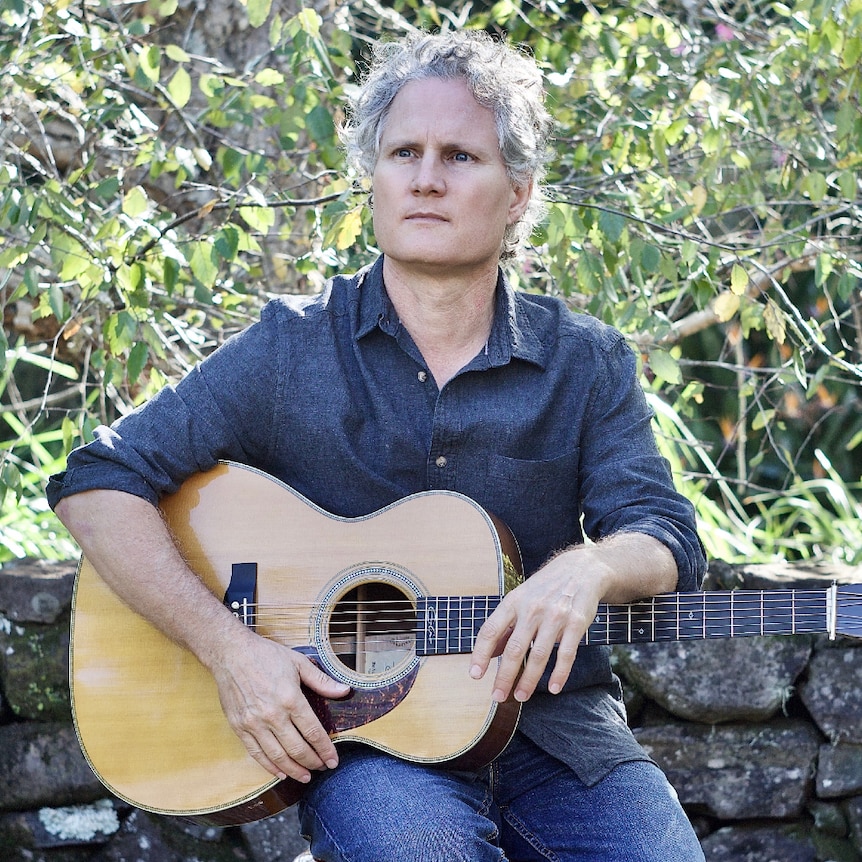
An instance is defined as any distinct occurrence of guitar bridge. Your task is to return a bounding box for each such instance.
[224,562,257,629]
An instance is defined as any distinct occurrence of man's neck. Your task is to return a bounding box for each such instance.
[382,258,499,388]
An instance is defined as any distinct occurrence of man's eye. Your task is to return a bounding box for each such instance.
[452,152,471,162]
[395,148,413,158]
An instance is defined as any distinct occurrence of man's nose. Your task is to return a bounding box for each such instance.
[412,154,445,194]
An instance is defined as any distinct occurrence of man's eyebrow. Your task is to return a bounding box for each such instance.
[381,137,495,157]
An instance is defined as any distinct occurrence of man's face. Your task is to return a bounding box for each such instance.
[371,77,530,279]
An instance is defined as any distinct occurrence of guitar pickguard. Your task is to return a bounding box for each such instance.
[297,646,419,734]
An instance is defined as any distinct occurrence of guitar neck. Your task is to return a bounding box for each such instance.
[585,588,830,646]
[416,588,834,655]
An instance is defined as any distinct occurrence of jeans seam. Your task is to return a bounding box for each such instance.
[501,808,558,862]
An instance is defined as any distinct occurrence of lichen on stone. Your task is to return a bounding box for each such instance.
[38,799,120,841]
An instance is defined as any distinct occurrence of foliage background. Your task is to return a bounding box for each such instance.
[1,0,861,565]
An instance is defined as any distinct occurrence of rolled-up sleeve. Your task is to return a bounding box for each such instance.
[47,312,281,510]
[577,337,706,592]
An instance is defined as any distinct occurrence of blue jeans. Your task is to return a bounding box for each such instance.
[298,733,705,861]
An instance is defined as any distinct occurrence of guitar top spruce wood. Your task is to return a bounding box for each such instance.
[70,462,862,826]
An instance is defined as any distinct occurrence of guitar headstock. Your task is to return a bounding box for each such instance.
[835,585,862,639]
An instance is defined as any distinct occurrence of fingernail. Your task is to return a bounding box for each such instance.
[549,682,561,694]
[492,688,506,703]
[470,664,483,679]
[325,758,338,769]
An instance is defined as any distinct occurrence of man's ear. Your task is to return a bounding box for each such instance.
[508,180,533,225]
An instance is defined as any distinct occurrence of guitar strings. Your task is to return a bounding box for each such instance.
[230,589,862,643]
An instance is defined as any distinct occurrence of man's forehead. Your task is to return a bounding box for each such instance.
[380,78,499,145]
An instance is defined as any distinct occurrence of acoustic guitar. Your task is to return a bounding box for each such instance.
[70,461,862,826]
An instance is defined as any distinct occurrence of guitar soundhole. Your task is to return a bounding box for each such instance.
[328,582,416,679]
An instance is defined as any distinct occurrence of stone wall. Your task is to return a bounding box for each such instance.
[1,557,860,861]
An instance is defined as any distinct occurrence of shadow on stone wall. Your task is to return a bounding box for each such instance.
[1,557,860,861]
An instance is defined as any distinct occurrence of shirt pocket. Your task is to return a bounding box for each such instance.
[487,449,580,493]
[485,449,581,571]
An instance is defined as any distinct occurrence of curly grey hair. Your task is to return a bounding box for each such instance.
[342,30,554,260]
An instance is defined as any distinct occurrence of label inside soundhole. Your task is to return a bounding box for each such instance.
[328,581,416,679]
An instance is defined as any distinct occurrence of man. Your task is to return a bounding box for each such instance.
[50,30,707,861]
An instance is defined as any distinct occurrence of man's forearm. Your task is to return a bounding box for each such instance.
[55,489,247,671]
[555,531,679,605]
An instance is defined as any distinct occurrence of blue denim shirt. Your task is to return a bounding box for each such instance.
[48,255,705,784]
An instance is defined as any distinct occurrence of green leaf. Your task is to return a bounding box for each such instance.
[843,35,862,69]
[48,284,65,321]
[647,349,682,385]
[127,341,149,384]
[239,206,275,234]
[62,417,77,456]
[165,44,190,63]
[246,0,272,28]
[138,45,161,83]
[752,409,776,431]
[598,210,625,245]
[306,104,335,145]
[815,253,833,287]
[640,243,661,274]
[214,226,240,262]
[93,176,121,200]
[122,186,149,218]
[763,299,786,344]
[803,172,828,202]
[0,462,22,506]
[189,241,219,287]
[163,257,180,295]
[576,252,604,295]
[105,312,137,355]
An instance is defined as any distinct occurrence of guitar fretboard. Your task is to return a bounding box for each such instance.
[415,589,830,656]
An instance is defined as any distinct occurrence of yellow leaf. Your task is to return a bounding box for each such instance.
[714,292,740,322]
[689,80,712,102]
[688,184,707,216]
[730,263,748,295]
[764,300,786,344]
[334,209,363,250]
[168,67,192,108]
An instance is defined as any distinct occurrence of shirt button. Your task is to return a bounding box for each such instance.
[435,456,447,469]
[418,371,428,383]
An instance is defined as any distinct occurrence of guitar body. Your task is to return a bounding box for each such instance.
[70,462,523,825]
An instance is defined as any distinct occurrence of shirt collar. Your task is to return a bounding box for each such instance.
[487,269,547,370]
[354,255,548,370]
[355,256,394,339]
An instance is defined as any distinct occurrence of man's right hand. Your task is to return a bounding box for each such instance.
[210,628,351,782]
[56,490,351,784]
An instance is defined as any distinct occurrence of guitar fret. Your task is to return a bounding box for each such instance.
[424,587,838,655]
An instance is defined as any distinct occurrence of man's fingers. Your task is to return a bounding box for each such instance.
[241,724,319,783]
[470,615,515,680]
[507,629,554,702]
[218,647,352,780]
[547,628,581,695]
[488,628,532,702]
[299,655,352,700]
